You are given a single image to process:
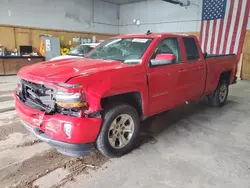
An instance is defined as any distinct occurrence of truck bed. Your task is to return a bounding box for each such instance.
[204,54,237,95]
[205,54,236,58]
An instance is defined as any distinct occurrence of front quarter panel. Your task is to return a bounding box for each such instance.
[67,64,149,115]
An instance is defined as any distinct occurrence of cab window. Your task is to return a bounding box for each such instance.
[183,37,200,61]
[151,37,181,63]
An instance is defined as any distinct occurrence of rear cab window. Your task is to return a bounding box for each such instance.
[183,37,200,61]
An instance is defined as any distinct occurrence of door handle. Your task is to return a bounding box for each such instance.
[178,69,185,72]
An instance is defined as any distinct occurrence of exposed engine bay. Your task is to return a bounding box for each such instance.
[17,79,82,117]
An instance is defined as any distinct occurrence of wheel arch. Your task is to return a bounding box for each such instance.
[101,92,144,117]
[219,70,232,84]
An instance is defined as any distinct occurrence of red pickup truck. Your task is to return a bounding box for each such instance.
[14,33,237,158]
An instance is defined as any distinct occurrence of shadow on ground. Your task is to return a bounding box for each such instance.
[135,98,240,149]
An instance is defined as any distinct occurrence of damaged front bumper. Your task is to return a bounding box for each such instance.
[21,120,93,156]
[14,93,102,156]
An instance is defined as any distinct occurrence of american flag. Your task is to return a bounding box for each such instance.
[200,0,250,57]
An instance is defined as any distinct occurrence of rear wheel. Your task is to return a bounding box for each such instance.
[96,103,140,158]
[208,80,229,107]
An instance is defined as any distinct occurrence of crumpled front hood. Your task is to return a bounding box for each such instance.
[18,58,126,83]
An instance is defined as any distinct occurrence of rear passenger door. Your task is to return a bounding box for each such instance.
[179,37,206,101]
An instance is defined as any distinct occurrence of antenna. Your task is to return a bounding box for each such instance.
[146,30,152,35]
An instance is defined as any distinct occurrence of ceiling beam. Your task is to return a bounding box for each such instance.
[100,0,146,5]
[162,0,190,6]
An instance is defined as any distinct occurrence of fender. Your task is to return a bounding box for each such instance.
[66,65,150,115]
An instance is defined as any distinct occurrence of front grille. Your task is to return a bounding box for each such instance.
[20,79,56,113]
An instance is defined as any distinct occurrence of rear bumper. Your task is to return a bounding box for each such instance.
[14,93,102,156]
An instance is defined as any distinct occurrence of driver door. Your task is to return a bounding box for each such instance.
[147,37,186,115]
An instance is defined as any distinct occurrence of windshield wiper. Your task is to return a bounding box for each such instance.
[105,58,123,62]
[84,56,124,62]
[67,53,82,56]
[123,59,142,64]
[102,57,124,62]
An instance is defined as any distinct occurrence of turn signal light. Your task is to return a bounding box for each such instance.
[56,102,88,108]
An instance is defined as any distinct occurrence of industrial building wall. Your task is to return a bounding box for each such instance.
[119,0,201,34]
[119,0,250,80]
[119,0,250,34]
[0,0,119,34]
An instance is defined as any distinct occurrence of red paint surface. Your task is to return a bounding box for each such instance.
[15,33,237,145]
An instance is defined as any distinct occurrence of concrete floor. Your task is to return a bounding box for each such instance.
[63,81,250,188]
[0,76,250,188]
[0,76,16,113]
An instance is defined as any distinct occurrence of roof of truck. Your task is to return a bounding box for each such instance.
[112,32,195,39]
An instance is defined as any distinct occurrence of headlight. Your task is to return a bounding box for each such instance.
[57,83,81,88]
[55,91,87,108]
[16,77,22,94]
[56,91,81,101]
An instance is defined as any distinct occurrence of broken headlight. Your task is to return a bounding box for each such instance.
[16,77,22,95]
[55,90,87,109]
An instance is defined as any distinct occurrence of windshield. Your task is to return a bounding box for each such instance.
[67,45,94,56]
[86,38,152,63]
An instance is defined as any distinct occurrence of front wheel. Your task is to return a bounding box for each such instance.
[96,103,140,158]
[208,80,229,107]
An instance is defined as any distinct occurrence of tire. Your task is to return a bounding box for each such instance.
[207,80,229,107]
[96,103,140,158]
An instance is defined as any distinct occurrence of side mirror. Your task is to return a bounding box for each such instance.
[150,54,176,67]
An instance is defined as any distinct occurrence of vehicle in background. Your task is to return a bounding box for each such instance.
[50,43,100,61]
[14,32,237,158]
